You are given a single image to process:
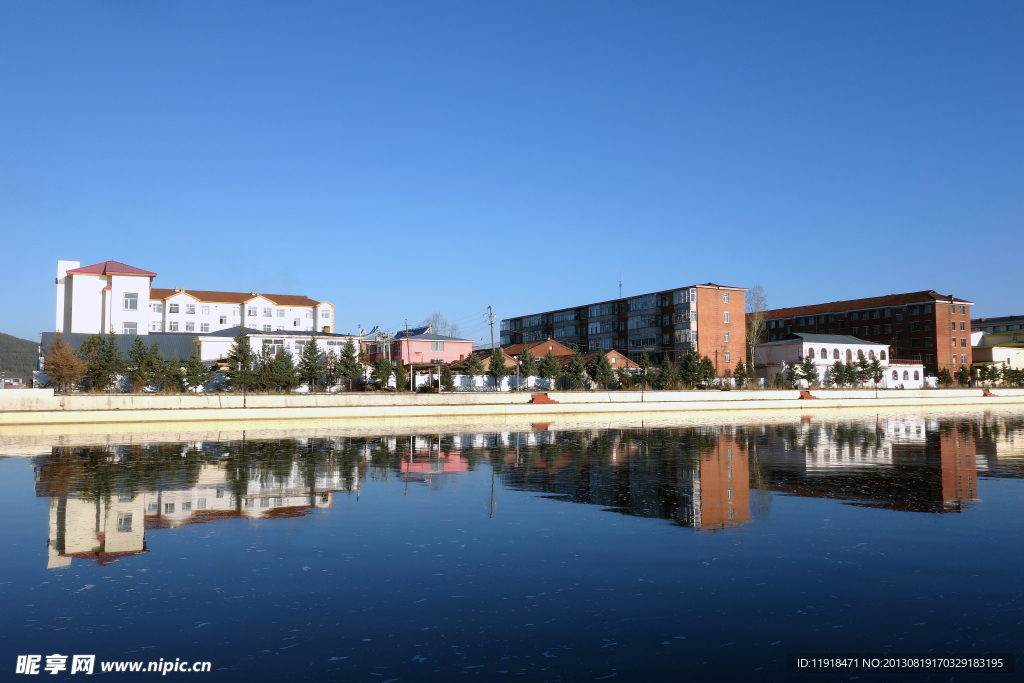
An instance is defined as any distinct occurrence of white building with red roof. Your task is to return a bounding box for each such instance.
[55,260,335,336]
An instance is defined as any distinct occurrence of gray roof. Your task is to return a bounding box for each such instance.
[40,332,197,362]
[971,314,1024,325]
[761,333,888,346]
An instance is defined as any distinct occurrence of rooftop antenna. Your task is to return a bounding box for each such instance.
[619,275,622,299]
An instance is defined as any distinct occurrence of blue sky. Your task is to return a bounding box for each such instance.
[2,2,1021,344]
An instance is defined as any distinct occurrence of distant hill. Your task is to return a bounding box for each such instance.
[0,333,38,382]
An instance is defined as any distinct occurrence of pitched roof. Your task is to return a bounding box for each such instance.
[760,333,889,346]
[149,288,320,307]
[971,314,1024,325]
[201,326,355,338]
[761,290,974,320]
[66,260,156,277]
[500,340,576,357]
[399,332,471,342]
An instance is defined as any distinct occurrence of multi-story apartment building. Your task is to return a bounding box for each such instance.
[758,290,973,377]
[500,283,746,374]
[55,260,335,336]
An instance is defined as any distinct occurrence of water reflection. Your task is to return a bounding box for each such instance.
[28,411,1023,570]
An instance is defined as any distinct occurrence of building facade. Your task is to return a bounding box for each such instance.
[55,260,335,336]
[754,333,926,388]
[363,332,473,367]
[758,290,973,377]
[500,283,747,375]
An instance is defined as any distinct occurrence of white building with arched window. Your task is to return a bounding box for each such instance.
[755,333,926,388]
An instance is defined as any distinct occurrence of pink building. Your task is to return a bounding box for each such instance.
[365,332,473,367]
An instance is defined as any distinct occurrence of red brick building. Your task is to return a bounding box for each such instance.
[756,290,973,377]
[500,283,746,376]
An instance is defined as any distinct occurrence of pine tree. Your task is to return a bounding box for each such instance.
[145,341,165,390]
[868,358,883,385]
[517,346,537,380]
[96,330,126,391]
[679,349,701,387]
[323,349,339,390]
[955,365,971,386]
[538,350,561,390]
[461,353,485,389]
[938,368,954,386]
[184,348,214,392]
[698,355,716,388]
[273,349,298,392]
[733,361,747,388]
[371,358,393,389]
[161,352,185,393]
[224,328,256,391]
[588,351,614,388]
[441,364,455,391]
[657,355,680,389]
[488,347,510,390]
[77,334,104,389]
[797,354,819,386]
[42,332,86,392]
[393,362,408,391]
[829,360,846,387]
[126,336,151,392]
[855,356,871,385]
[565,350,586,389]
[637,352,652,389]
[337,340,361,391]
[616,366,634,389]
[252,345,275,391]
[297,335,324,391]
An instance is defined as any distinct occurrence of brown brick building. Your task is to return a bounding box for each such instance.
[500,283,746,376]
[756,290,973,377]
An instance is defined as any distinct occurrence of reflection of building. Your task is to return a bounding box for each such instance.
[47,495,147,569]
[694,438,750,530]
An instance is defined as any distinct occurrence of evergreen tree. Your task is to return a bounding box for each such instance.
[77,333,104,389]
[829,360,846,387]
[733,361,747,388]
[161,352,185,392]
[224,328,255,392]
[868,358,884,385]
[42,332,86,392]
[273,349,298,392]
[797,354,819,386]
[679,349,701,387]
[95,330,126,391]
[588,351,614,388]
[461,353,485,389]
[537,350,561,389]
[337,340,361,391]
[252,345,275,391]
[297,335,324,391]
[145,342,166,390]
[938,368,954,386]
[517,347,537,382]
[636,352,652,389]
[615,366,634,389]
[393,362,408,391]
[657,355,680,389]
[698,355,716,388]
[323,349,339,390]
[488,347,510,390]
[955,365,971,386]
[184,348,214,392]
[371,358,393,389]
[565,350,586,389]
[126,336,151,392]
[441,364,455,391]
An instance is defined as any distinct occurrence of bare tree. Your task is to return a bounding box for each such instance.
[420,312,461,338]
[745,285,768,388]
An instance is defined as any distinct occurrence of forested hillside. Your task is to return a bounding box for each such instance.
[0,333,38,381]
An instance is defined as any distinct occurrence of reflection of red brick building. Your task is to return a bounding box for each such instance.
[697,436,750,530]
[939,429,978,511]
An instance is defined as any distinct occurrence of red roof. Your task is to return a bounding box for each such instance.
[66,260,156,277]
[760,290,974,320]
[150,288,320,307]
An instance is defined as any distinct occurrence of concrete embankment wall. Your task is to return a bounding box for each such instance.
[2,388,1024,427]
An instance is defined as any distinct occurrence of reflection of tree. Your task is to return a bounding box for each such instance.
[735,427,772,522]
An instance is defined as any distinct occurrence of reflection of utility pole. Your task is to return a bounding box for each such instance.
[489,463,496,518]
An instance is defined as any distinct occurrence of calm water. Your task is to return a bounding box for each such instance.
[1,409,1022,681]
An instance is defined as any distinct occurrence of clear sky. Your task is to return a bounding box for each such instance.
[2,2,1021,344]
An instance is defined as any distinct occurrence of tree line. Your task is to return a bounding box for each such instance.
[221,328,362,392]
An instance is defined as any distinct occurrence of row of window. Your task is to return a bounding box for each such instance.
[952,337,967,347]
[769,303,961,329]
[892,370,921,381]
[806,348,887,361]
[977,324,1022,333]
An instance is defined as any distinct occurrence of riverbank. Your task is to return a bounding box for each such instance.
[2,387,1023,429]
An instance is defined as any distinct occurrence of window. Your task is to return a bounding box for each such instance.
[874,325,880,334]
[124,292,138,310]
[198,305,208,315]
[430,342,444,351]
[893,371,898,380]
[994,326,1002,332]
[884,324,892,333]
[820,348,827,359]
[122,322,137,335]
[293,319,300,327]
[950,305,956,314]
[219,316,227,324]
[833,348,840,359]
[960,321,965,331]
[724,351,730,362]
[850,312,859,321]
[852,327,859,335]
[911,338,920,348]
[153,302,163,313]
[201,323,210,333]
[924,304,932,313]
[294,340,306,355]
[263,325,272,332]
[164,503,175,514]
[147,502,158,513]
[869,350,875,360]
[924,321,932,331]
[723,332,730,343]
[197,498,206,510]
[151,322,163,332]
[895,313,903,322]
[961,354,967,364]
[910,306,919,315]
[322,309,330,319]
[723,292,729,304]
[952,354,958,365]
[910,322,920,331]
[884,308,891,318]
[276,326,284,331]
[185,322,195,332]
[960,305,966,314]
[169,303,179,314]
[588,322,600,334]
[116,512,132,532]
[186,304,195,314]
[914,371,920,380]
[182,502,192,511]
[260,498,269,508]
[216,488,223,499]
[924,337,933,347]
[925,354,933,364]
[951,321,957,330]
[880,351,886,360]
[846,349,853,361]
[723,312,730,323]
[277,309,285,317]
[169,321,179,331]
[263,307,272,317]
[306,311,313,319]
[248,306,257,316]
[903,371,909,381]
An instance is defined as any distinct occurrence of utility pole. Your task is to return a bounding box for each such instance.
[404,319,411,391]
[485,306,497,351]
